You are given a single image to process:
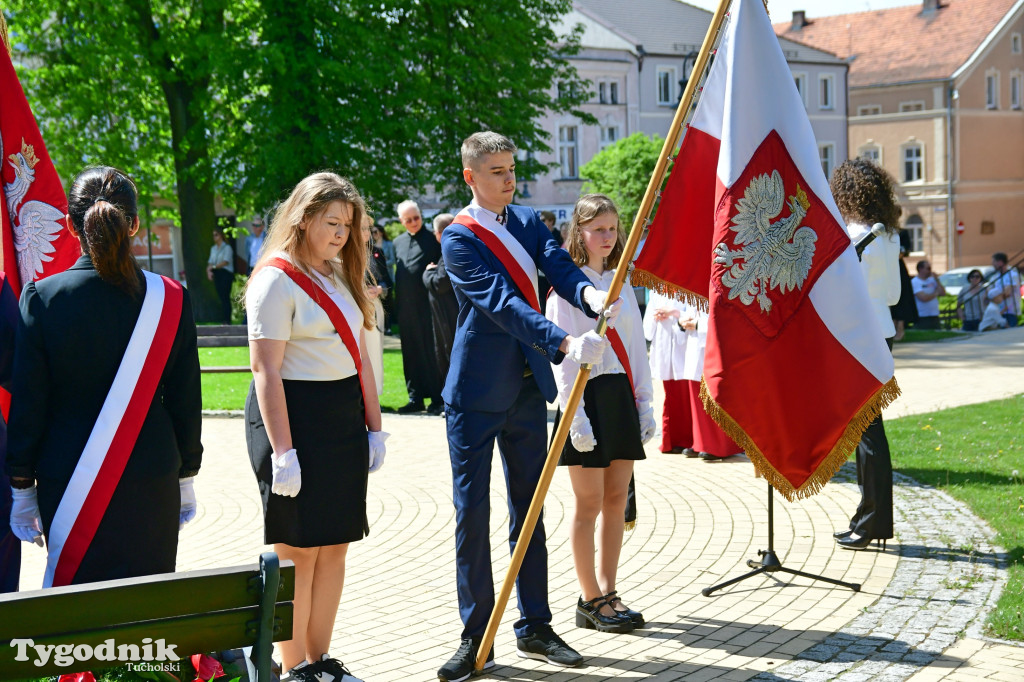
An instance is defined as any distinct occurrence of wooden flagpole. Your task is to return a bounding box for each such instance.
[473,0,736,670]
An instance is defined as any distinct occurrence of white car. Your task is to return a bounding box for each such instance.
[938,265,995,297]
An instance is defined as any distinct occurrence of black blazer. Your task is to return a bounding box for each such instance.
[5,256,202,487]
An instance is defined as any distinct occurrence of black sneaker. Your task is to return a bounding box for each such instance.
[426,401,445,416]
[516,625,583,667]
[281,662,319,682]
[312,655,362,682]
[437,637,494,682]
[397,400,426,414]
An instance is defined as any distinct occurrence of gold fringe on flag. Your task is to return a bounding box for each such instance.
[699,376,901,502]
[630,268,710,313]
[624,520,636,532]
[0,12,12,58]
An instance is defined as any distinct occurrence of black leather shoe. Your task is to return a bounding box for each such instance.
[833,529,854,540]
[605,590,645,628]
[837,533,875,550]
[437,638,494,682]
[682,448,700,458]
[575,595,633,633]
[426,402,444,416]
[397,401,425,414]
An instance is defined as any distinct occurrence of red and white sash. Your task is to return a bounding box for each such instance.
[261,258,367,422]
[453,210,540,313]
[44,271,183,588]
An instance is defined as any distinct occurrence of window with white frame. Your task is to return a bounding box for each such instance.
[558,125,579,179]
[609,81,619,104]
[857,104,882,116]
[600,125,620,149]
[793,73,808,108]
[986,71,1000,109]
[1012,71,1022,109]
[859,144,881,163]
[903,142,923,182]
[819,74,835,110]
[1013,33,1022,54]
[657,67,677,105]
[899,101,925,112]
[819,143,835,179]
[904,215,925,253]
[598,82,607,104]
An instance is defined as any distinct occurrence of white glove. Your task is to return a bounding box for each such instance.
[569,414,597,452]
[583,286,625,328]
[368,430,390,473]
[271,449,302,497]
[10,486,45,547]
[566,331,607,365]
[178,477,197,530]
[637,403,656,445]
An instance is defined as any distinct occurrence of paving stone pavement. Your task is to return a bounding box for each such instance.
[16,327,1024,680]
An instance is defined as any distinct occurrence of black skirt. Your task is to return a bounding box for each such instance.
[553,373,647,468]
[246,376,369,547]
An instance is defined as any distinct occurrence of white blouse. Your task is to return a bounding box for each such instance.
[848,222,900,338]
[247,260,363,381]
[643,291,706,382]
[545,265,653,421]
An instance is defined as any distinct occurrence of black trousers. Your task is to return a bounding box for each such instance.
[848,337,894,539]
[213,269,234,323]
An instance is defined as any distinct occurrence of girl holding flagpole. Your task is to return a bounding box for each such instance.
[6,166,202,586]
[545,194,655,634]
[245,172,385,682]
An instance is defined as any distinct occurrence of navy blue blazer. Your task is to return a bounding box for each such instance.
[441,204,594,411]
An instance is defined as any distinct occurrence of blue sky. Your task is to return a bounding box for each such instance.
[683,0,920,20]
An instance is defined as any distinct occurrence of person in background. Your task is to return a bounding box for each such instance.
[991,252,1021,328]
[829,158,901,551]
[889,231,917,341]
[246,216,267,274]
[546,194,653,636]
[6,166,202,586]
[540,210,563,246]
[911,260,945,330]
[956,269,988,332]
[364,214,392,396]
[371,225,395,335]
[207,227,235,323]
[245,172,385,682]
[393,200,444,414]
[423,213,459,386]
[643,292,696,456]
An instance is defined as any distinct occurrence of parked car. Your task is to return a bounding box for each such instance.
[938,265,995,296]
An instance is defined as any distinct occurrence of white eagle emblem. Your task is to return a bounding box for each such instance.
[4,139,65,285]
[713,170,817,313]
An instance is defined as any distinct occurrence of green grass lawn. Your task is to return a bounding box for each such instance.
[888,394,1024,640]
[199,346,409,411]
[897,329,962,343]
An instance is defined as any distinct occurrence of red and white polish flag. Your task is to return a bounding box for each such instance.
[633,0,899,500]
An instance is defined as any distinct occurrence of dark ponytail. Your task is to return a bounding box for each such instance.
[68,167,142,297]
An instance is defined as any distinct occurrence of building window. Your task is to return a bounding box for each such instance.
[904,215,925,253]
[857,104,882,116]
[793,73,808,108]
[903,142,923,182]
[819,74,834,110]
[1012,72,1022,110]
[986,71,999,109]
[609,81,619,104]
[1013,33,1022,54]
[557,81,568,100]
[657,67,677,105]
[598,82,607,104]
[819,143,835,179]
[899,101,925,112]
[600,125,620,149]
[558,125,579,179]
[859,144,881,163]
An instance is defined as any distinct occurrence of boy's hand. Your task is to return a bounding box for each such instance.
[565,331,607,365]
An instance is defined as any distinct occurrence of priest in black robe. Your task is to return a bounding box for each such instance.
[393,200,443,414]
[423,214,460,388]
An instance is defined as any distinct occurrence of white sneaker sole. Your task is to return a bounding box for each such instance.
[516,649,579,668]
[437,659,494,682]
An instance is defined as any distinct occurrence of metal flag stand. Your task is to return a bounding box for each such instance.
[472,0,735,672]
[702,484,861,597]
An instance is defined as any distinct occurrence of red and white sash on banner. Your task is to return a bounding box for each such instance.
[453,213,541,313]
[44,271,183,588]
[261,258,367,421]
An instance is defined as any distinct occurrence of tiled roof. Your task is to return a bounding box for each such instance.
[774,0,1019,87]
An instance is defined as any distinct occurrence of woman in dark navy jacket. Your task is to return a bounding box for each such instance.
[5,166,202,586]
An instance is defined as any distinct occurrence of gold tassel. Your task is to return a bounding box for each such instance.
[624,520,636,532]
[630,269,710,313]
[699,376,901,502]
[0,12,12,58]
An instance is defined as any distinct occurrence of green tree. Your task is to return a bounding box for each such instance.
[581,132,666,229]
[5,1,591,321]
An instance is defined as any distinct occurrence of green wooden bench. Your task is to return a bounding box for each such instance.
[0,552,293,681]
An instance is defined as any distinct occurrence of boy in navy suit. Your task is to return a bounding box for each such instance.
[437,132,623,681]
